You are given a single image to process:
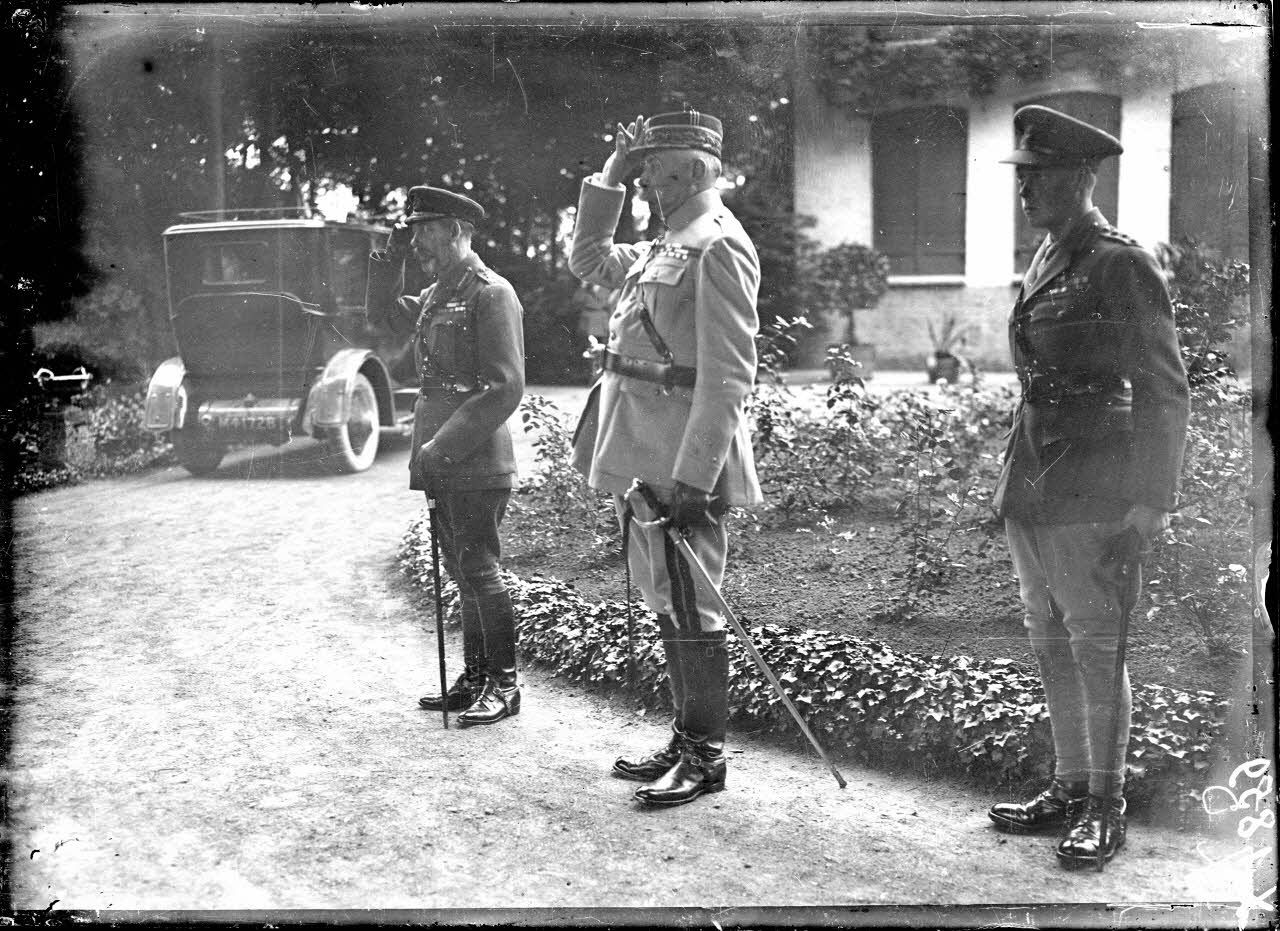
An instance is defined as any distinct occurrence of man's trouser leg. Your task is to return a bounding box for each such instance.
[612,611,686,780]
[432,489,521,727]
[615,491,730,805]
[418,493,487,711]
[1005,518,1133,863]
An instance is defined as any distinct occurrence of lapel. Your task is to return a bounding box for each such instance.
[1019,235,1053,301]
[1021,208,1107,303]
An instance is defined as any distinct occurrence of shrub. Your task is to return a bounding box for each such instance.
[800,242,891,345]
[1145,380,1252,656]
[8,385,173,494]
[1156,238,1250,386]
[511,392,615,559]
[521,273,589,386]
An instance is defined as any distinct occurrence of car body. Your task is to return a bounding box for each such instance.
[143,207,415,474]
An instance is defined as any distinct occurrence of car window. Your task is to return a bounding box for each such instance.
[201,240,270,285]
[330,233,372,310]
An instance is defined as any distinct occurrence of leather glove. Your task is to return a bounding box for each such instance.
[412,442,453,484]
[668,480,726,531]
[386,222,413,256]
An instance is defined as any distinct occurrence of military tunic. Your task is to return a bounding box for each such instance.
[993,208,1190,524]
[367,251,525,492]
[568,179,762,505]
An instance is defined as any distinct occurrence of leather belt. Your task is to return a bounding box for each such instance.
[418,376,481,394]
[603,349,696,389]
[1023,373,1126,404]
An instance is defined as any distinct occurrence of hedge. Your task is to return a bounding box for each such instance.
[399,513,1228,816]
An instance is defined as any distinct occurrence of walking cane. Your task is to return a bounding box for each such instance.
[625,481,847,789]
[426,495,449,729]
[1097,526,1148,872]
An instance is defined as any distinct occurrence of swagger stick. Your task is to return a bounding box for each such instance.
[427,496,449,729]
[626,481,847,789]
[1097,527,1147,871]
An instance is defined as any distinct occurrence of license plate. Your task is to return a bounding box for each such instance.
[213,412,285,431]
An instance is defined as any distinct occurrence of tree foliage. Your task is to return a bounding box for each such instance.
[811,24,1255,116]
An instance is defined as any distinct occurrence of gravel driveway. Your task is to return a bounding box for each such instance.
[0,400,1256,921]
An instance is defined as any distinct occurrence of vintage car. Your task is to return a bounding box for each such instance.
[143,207,416,475]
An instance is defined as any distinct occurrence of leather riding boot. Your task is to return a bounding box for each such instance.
[1056,795,1126,868]
[458,591,520,727]
[634,629,729,807]
[419,597,486,712]
[613,614,685,781]
[988,778,1088,835]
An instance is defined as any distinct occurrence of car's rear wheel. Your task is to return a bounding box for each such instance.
[321,372,380,473]
[171,427,226,476]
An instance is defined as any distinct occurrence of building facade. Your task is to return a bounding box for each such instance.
[792,28,1255,372]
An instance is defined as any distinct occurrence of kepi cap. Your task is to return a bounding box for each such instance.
[632,110,723,158]
[405,185,486,226]
[1001,105,1123,167]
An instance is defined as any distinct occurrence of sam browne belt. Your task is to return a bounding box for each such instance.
[1022,372,1127,404]
[603,349,696,389]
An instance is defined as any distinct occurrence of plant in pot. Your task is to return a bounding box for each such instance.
[925,313,975,383]
[802,242,891,379]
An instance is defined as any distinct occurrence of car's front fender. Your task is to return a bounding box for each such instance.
[306,349,392,431]
[143,357,187,431]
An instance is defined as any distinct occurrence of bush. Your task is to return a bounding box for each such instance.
[1145,380,1252,656]
[8,385,173,494]
[800,242,891,345]
[510,392,615,559]
[1156,238,1250,386]
[521,273,589,385]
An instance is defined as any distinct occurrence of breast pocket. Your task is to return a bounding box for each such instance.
[425,303,472,376]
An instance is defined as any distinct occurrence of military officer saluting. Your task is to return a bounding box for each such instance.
[986,107,1190,866]
[367,185,526,727]
[570,111,762,807]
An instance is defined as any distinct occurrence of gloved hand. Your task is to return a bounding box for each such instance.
[386,222,414,256]
[413,442,453,484]
[668,480,726,531]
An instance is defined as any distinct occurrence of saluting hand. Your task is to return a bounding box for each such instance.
[386,222,413,256]
[602,115,646,187]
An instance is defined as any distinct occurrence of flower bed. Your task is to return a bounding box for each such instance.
[399,514,1229,818]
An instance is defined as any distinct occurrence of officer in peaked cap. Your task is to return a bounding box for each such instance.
[569,110,762,808]
[367,184,527,728]
[986,106,1189,868]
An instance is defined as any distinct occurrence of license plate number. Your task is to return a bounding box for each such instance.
[215,413,283,431]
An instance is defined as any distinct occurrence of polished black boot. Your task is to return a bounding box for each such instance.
[614,614,685,781]
[419,597,486,712]
[457,591,520,727]
[634,629,728,807]
[1056,795,1126,868]
[988,778,1088,835]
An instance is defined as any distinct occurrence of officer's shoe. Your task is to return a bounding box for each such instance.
[418,668,485,712]
[988,779,1088,835]
[456,672,520,727]
[612,731,684,782]
[633,749,726,807]
[1055,795,1126,868]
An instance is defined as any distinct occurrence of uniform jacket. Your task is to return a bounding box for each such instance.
[568,179,763,505]
[993,208,1190,523]
[367,250,525,491]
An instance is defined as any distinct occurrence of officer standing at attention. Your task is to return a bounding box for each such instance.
[986,107,1190,866]
[569,111,762,807]
[367,185,526,727]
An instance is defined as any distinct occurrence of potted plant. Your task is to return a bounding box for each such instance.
[925,313,975,383]
[802,242,891,378]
